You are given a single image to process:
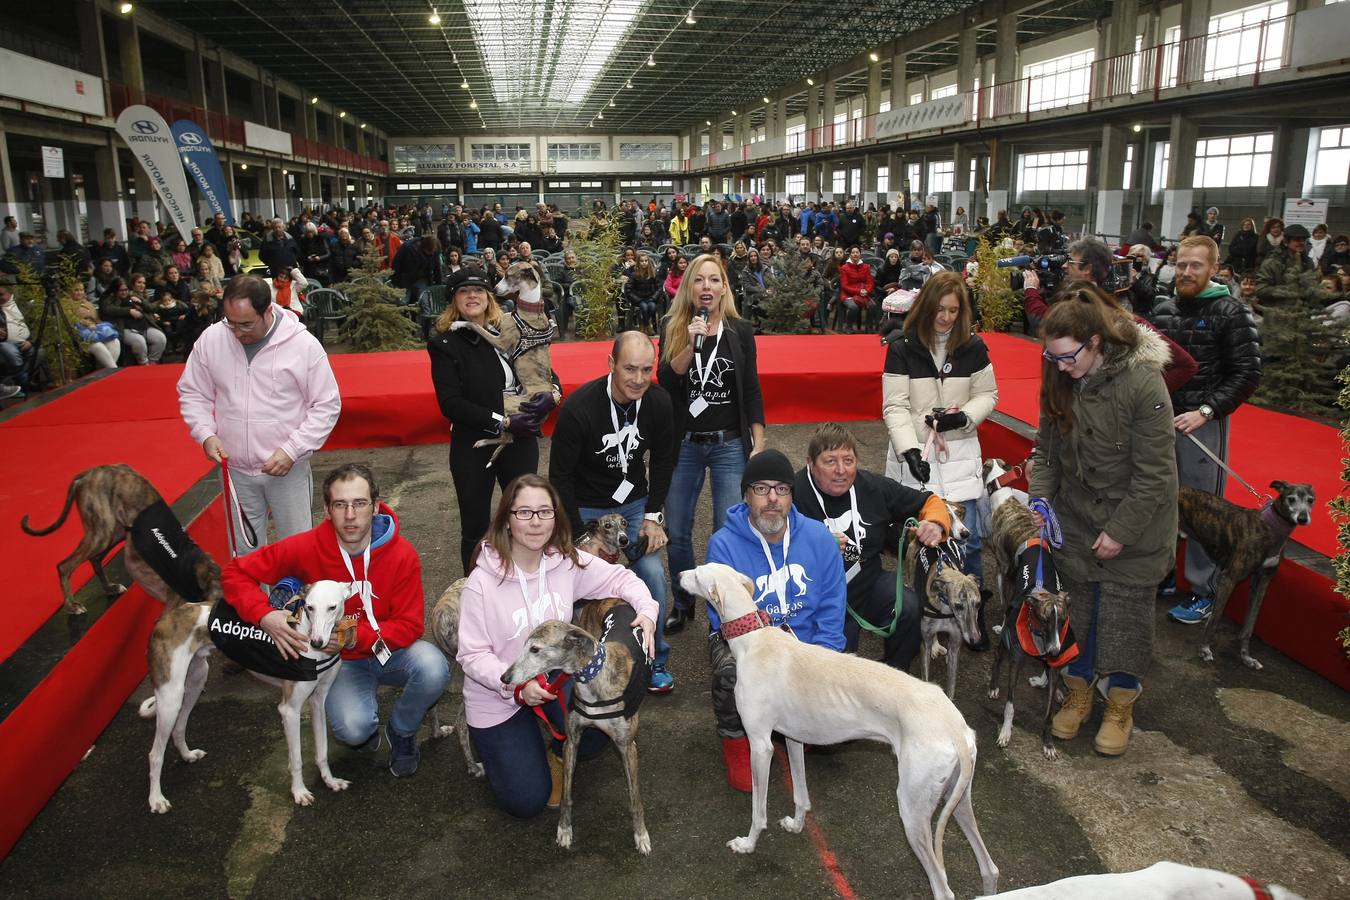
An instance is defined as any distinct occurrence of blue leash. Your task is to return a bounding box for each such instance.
[1027,497,1062,594]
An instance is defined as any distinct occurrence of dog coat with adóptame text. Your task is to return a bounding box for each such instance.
[129,500,209,603]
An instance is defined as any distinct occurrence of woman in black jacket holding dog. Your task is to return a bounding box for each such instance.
[428,268,561,573]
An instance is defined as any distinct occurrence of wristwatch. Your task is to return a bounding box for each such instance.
[1198,404,1215,420]
[643,511,665,525]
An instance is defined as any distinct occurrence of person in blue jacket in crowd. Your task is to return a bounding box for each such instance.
[704,448,845,793]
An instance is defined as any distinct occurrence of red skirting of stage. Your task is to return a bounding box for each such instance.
[0,332,1345,859]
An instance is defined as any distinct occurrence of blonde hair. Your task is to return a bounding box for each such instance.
[661,254,739,362]
[434,287,503,333]
[1177,234,1219,264]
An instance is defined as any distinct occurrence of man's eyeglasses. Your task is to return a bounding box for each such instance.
[329,499,372,512]
[1042,342,1088,364]
[225,316,264,333]
[749,483,792,497]
[510,507,556,521]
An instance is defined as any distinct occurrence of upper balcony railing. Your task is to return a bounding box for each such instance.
[105,82,388,177]
[685,14,1295,173]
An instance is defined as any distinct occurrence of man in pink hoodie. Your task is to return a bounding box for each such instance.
[178,275,341,551]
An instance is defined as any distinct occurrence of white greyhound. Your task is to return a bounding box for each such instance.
[139,580,353,812]
[680,563,999,900]
[978,861,1304,899]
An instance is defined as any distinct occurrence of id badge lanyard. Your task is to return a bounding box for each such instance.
[606,374,642,503]
[338,535,388,664]
[756,520,791,619]
[688,320,724,416]
[516,560,549,630]
[805,471,862,583]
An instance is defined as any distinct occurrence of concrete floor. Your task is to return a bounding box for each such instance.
[3,421,1348,899]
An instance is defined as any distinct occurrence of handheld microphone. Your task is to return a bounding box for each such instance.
[996,255,1033,269]
[695,307,710,352]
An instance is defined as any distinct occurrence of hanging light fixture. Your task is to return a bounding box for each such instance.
[119,2,133,13]
[339,111,347,118]
[310,96,319,104]
[868,52,880,63]
[647,55,656,67]
[686,8,696,25]
[428,7,441,25]
[806,78,815,86]
[461,79,469,89]
[762,96,770,104]
[469,100,478,109]
[609,99,616,107]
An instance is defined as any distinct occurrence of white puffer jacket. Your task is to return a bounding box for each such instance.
[882,329,998,502]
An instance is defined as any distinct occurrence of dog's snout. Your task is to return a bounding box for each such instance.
[616,533,630,547]
[310,638,325,650]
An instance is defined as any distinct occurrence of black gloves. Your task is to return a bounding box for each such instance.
[903,448,930,484]
[504,414,542,437]
[930,410,968,432]
[519,391,557,419]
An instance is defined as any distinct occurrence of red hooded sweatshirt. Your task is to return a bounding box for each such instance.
[221,504,424,659]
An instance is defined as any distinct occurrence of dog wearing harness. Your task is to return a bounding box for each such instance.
[985,497,1076,760]
[909,539,983,699]
[501,596,654,855]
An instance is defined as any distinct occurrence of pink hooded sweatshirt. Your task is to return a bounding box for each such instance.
[177,303,341,476]
[457,543,659,729]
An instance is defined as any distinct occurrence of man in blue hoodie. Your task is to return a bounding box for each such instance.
[704,448,846,792]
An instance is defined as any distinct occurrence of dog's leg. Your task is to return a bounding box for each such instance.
[556,715,582,851]
[456,701,482,777]
[945,638,960,700]
[1040,664,1058,760]
[1199,571,1240,664]
[1237,569,1275,670]
[279,683,315,806]
[728,732,773,853]
[952,775,1000,895]
[311,677,350,793]
[920,632,933,685]
[779,738,810,834]
[170,651,210,764]
[998,653,1021,748]
[986,619,1007,699]
[147,663,189,813]
[898,778,955,900]
[90,551,127,600]
[615,721,651,855]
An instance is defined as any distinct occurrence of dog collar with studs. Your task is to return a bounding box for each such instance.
[575,641,607,683]
[721,609,773,639]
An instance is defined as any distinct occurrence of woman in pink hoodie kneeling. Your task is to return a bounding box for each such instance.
[457,474,658,818]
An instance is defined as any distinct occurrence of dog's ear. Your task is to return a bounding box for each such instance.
[582,519,599,533]
[562,629,591,657]
[1270,480,1287,492]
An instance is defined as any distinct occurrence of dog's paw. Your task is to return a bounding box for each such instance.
[148,794,172,814]
[448,320,469,331]
[109,583,128,597]
[1028,672,1048,689]
[1042,743,1059,761]
[292,788,315,806]
[635,830,651,855]
[468,761,485,778]
[987,686,1000,700]
[64,601,88,616]
[1199,646,1215,663]
[991,624,1003,636]
[930,642,948,659]
[997,725,1013,748]
[556,825,573,850]
[436,724,455,738]
[324,776,351,792]
[780,815,804,834]
[181,748,206,763]
[1240,653,1264,671]
[728,835,757,854]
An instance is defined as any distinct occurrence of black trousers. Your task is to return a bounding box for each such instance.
[843,576,922,672]
[450,434,539,573]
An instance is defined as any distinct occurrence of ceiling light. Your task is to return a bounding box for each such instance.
[281,169,288,175]
[730,110,738,116]
[588,122,594,127]
[609,99,615,107]
[868,52,880,63]
[469,100,478,109]
[762,96,770,104]
[339,111,346,118]
[429,8,441,25]
[461,80,469,89]
[1132,123,1142,133]
[119,2,133,13]
[626,81,633,89]
[686,9,696,25]
[240,163,248,170]
[705,119,711,126]
[806,78,814,86]
[647,55,655,67]
[310,96,318,104]
[360,123,366,129]
[597,111,604,119]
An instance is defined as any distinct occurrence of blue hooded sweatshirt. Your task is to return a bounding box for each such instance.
[706,502,846,651]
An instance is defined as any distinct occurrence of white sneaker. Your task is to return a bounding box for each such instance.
[0,384,22,400]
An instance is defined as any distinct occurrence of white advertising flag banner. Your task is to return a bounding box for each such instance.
[115,105,196,235]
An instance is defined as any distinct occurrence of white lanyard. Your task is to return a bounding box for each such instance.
[605,374,642,477]
[515,559,549,630]
[337,534,380,636]
[805,471,863,583]
[691,319,724,392]
[755,519,791,618]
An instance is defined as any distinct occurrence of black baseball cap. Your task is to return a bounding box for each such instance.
[1283,224,1310,240]
[448,268,492,294]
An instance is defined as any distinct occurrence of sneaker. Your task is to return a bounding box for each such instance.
[385,724,420,777]
[1168,596,1214,625]
[0,384,22,400]
[648,664,675,693]
[350,728,384,754]
[1157,573,1178,598]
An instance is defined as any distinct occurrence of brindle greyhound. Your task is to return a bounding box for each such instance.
[21,464,223,614]
[910,540,984,699]
[502,596,653,855]
[1178,480,1315,670]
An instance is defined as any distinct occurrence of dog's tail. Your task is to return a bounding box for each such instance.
[20,476,80,536]
[932,724,976,872]
[138,696,157,718]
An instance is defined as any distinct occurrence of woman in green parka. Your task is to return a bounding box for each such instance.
[1029,286,1178,756]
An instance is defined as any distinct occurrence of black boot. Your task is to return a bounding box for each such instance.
[665,605,693,635]
[968,590,993,652]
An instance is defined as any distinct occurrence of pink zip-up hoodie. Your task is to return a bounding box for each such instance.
[457,543,659,729]
[177,304,341,476]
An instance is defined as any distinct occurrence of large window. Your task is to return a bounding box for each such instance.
[785,172,806,196]
[878,100,892,114]
[1152,142,1171,198]
[1017,149,1089,192]
[910,91,924,106]
[618,142,673,161]
[876,166,889,195]
[548,142,601,160]
[393,143,457,174]
[928,160,955,193]
[1023,49,1095,111]
[833,113,848,146]
[906,163,921,197]
[1313,126,1350,186]
[832,169,846,194]
[1194,133,1273,188]
[471,143,531,161]
[1122,145,1135,190]
[786,124,806,153]
[850,167,862,195]
[1204,0,1288,81]
[930,84,958,99]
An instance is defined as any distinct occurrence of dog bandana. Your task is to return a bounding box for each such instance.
[207,596,339,682]
[570,603,651,720]
[129,500,209,604]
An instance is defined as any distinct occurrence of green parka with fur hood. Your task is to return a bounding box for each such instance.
[1028,323,1179,586]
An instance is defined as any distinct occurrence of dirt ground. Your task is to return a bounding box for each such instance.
[3,421,1348,900]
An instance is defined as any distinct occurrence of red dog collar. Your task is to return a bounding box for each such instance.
[1240,876,1274,900]
[721,609,772,639]
[986,466,1023,494]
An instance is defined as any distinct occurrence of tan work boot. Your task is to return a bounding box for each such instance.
[1094,682,1142,756]
[1051,674,1095,740]
[547,751,565,809]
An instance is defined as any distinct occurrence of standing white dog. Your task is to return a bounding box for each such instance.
[680,563,999,900]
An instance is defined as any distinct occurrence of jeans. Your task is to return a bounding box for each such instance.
[0,340,38,386]
[225,459,314,553]
[325,640,450,742]
[959,498,984,582]
[450,434,539,573]
[843,581,923,672]
[579,498,669,668]
[1174,418,1228,599]
[1066,584,1140,691]
[666,436,747,612]
[122,327,166,364]
[405,278,429,308]
[469,682,608,819]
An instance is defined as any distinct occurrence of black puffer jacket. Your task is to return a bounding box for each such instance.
[1149,285,1261,418]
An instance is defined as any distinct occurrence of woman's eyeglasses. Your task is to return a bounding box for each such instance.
[510,507,556,521]
[1042,341,1088,364]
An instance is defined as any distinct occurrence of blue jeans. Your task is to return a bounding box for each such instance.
[960,498,984,582]
[579,498,669,668]
[325,640,450,743]
[666,436,747,612]
[1067,584,1140,691]
[469,682,608,819]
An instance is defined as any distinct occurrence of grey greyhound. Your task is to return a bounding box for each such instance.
[910,540,984,699]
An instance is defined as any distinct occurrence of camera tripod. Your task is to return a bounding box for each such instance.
[24,272,76,389]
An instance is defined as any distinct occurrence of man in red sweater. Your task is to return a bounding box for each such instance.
[221,462,447,777]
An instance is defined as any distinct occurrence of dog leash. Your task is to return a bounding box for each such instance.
[847,517,921,639]
[1183,432,1269,502]
[514,672,571,742]
[220,459,259,558]
[1027,497,1062,549]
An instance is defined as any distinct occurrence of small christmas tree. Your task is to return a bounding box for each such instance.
[970,236,1018,332]
[1252,299,1344,418]
[330,247,421,351]
[758,251,817,334]
[570,214,622,341]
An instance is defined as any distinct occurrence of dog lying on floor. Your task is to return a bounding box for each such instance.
[21,464,223,614]
[1177,480,1315,670]
[977,861,1304,899]
[681,562,999,900]
[502,597,653,855]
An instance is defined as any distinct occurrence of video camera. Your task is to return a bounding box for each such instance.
[997,253,1068,293]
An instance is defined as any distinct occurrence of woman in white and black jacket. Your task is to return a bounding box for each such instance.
[882,270,997,582]
[657,253,766,633]
[429,269,561,573]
